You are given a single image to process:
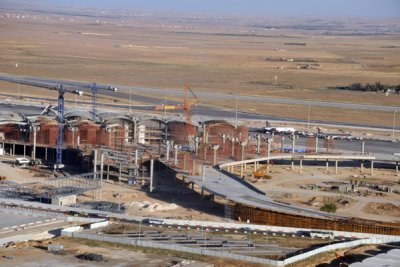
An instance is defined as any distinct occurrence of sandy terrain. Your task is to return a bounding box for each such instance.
[0,9,399,128]
[244,165,400,222]
[0,238,212,267]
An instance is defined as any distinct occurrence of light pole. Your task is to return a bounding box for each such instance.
[393,110,397,139]
[235,96,238,129]
[129,88,132,112]
[307,104,311,131]
[15,63,20,101]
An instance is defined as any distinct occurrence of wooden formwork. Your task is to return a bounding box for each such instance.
[233,203,400,236]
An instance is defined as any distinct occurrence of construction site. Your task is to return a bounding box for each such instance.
[0,73,399,239]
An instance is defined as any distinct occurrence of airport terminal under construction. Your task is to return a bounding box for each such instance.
[0,77,399,239]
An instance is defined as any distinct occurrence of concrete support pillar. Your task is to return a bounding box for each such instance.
[280,135,285,153]
[315,137,318,153]
[231,140,235,158]
[201,188,204,196]
[150,159,154,193]
[45,147,48,161]
[254,162,257,172]
[396,161,399,174]
[135,149,138,165]
[202,164,205,182]
[240,164,244,178]
[256,135,261,154]
[326,159,329,171]
[32,128,37,159]
[12,143,15,156]
[335,160,338,175]
[166,143,170,162]
[191,183,194,190]
[244,163,247,170]
[361,161,364,173]
[118,163,122,185]
[23,145,26,157]
[77,136,80,147]
[212,145,220,166]
[100,153,104,182]
[194,137,200,157]
[370,161,374,175]
[107,164,110,181]
[93,149,97,179]
[299,159,303,174]
[361,140,365,155]
[71,129,75,148]
[267,140,272,163]
[174,145,180,166]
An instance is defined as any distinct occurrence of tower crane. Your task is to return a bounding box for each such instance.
[183,83,199,139]
[153,83,199,139]
[0,76,117,169]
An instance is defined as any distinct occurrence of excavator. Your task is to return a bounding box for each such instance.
[253,164,272,179]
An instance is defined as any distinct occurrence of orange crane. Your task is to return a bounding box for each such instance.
[153,83,198,139]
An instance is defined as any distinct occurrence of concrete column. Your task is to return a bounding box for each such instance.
[240,164,244,178]
[166,142,171,161]
[361,140,365,155]
[280,135,285,153]
[118,163,122,185]
[93,149,97,179]
[299,159,303,174]
[396,161,399,174]
[370,160,374,175]
[256,135,261,154]
[174,145,180,166]
[45,147,48,161]
[212,145,220,166]
[72,130,75,148]
[326,159,329,171]
[361,161,364,173]
[107,164,110,181]
[100,153,104,181]
[23,145,26,157]
[202,164,205,182]
[315,137,318,153]
[191,183,194,190]
[254,162,257,172]
[150,159,154,193]
[32,128,37,159]
[335,160,338,175]
[12,143,15,156]
[201,188,204,196]
[231,140,235,157]
[194,137,200,157]
[77,136,80,147]
[135,149,138,165]
[240,141,247,161]
[267,139,272,164]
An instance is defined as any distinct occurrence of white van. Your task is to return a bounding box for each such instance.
[310,230,334,239]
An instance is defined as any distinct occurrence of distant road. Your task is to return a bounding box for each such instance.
[1,73,399,112]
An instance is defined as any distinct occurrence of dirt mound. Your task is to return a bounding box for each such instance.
[363,202,400,217]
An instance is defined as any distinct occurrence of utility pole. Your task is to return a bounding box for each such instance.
[307,104,311,131]
[393,110,397,139]
[235,96,238,129]
[149,159,154,193]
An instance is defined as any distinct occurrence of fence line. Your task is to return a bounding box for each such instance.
[63,231,398,266]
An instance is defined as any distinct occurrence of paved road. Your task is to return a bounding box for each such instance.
[1,73,399,112]
[185,165,342,219]
[2,72,400,132]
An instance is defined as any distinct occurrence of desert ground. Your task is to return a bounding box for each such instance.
[0,9,399,127]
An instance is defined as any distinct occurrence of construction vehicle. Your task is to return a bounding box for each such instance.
[253,164,272,179]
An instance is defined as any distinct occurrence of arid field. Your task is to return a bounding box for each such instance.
[0,9,399,127]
